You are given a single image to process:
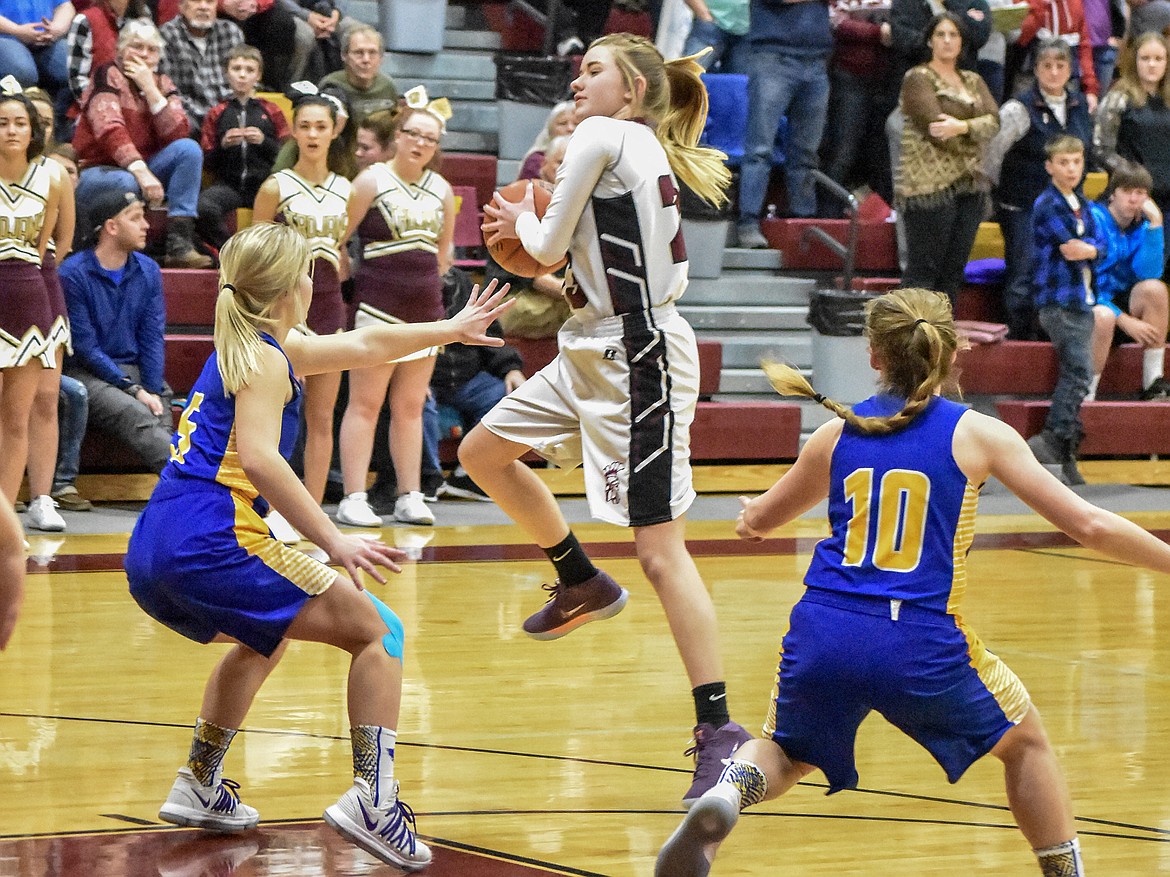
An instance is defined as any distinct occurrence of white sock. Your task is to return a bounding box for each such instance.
[1086,373,1101,402]
[352,725,397,808]
[1143,347,1164,389]
[1034,837,1083,876]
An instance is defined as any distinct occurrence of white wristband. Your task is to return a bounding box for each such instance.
[127,160,148,173]
[148,95,168,115]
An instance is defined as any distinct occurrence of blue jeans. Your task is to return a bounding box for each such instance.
[739,48,830,221]
[1093,44,1119,97]
[995,202,1037,339]
[76,138,203,219]
[423,371,508,472]
[683,19,749,74]
[1038,306,1093,441]
[53,374,89,490]
[0,34,68,90]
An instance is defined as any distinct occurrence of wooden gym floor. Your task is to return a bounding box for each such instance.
[3,463,1170,876]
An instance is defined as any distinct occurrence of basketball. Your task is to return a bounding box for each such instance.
[482,180,568,278]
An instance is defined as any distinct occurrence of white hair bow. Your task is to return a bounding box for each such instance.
[403,85,452,132]
[288,80,347,118]
[0,75,23,97]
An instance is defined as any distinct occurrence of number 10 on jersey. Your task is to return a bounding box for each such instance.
[842,468,930,572]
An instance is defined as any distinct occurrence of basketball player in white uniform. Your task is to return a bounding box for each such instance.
[471,35,750,805]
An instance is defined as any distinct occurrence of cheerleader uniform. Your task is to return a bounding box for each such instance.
[124,334,337,657]
[353,162,449,361]
[479,115,700,528]
[765,395,1032,793]
[0,158,54,368]
[271,169,351,335]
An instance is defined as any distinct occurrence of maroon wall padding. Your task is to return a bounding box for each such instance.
[996,399,1170,456]
[163,269,218,327]
[691,401,801,461]
[439,153,498,212]
[163,334,215,396]
[959,342,1168,396]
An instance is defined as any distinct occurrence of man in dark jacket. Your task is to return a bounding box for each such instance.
[427,267,526,501]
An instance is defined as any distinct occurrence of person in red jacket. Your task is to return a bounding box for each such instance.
[72,19,210,267]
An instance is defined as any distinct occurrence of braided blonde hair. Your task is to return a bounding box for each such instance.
[589,33,730,207]
[214,223,311,394]
[764,288,964,434]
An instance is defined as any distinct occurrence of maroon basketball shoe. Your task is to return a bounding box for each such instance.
[681,721,753,807]
[522,570,629,640]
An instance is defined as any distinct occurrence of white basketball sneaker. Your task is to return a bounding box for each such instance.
[337,492,383,528]
[324,777,432,871]
[158,767,260,832]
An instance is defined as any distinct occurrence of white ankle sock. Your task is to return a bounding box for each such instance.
[1086,373,1101,402]
[1143,347,1164,389]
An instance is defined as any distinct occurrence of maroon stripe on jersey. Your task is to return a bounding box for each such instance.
[590,192,675,525]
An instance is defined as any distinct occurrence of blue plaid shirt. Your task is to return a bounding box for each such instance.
[1031,183,1108,312]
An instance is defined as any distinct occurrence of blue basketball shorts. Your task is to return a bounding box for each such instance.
[764,589,1032,793]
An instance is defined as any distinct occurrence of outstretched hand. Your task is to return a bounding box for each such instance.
[448,278,515,347]
[329,534,409,589]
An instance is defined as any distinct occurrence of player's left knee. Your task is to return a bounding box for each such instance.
[364,591,405,660]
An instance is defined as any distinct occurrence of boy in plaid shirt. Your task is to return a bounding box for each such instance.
[1028,133,1108,485]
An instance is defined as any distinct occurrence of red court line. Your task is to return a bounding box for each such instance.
[30,528,1158,575]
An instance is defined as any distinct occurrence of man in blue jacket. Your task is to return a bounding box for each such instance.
[1085,161,1170,402]
[58,190,172,486]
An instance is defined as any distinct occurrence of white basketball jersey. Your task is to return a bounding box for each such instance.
[273,169,351,269]
[515,115,689,320]
[0,158,50,265]
[363,163,451,260]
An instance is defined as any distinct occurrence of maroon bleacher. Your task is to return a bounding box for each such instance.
[438,154,497,211]
[958,341,1169,397]
[996,400,1170,455]
[763,217,898,272]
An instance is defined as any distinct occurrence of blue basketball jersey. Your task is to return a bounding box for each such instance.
[804,395,978,614]
[155,333,302,513]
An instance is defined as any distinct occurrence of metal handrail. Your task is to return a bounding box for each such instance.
[799,170,861,290]
[510,0,564,56]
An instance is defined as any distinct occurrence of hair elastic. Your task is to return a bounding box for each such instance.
[913,319,928,327]
[221,283,236,295]
[812,392,826,404]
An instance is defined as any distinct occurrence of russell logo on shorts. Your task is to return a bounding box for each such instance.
[603,462,624,504]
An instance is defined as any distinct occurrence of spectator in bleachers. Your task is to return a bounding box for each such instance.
[272,25,397,180]
[24,85,56,146]
[58,189,173,482]
[681,0,749,73]
[986,38,1092,339]
[197,44,289,249]
[0,1,74,100]
[425,266,525,502]
[252,89,351,514]
[64,0,150,135]
[822,0,894,208]
[353,107,394,171]
[895,12,998,306]
[44,141,92,515]
[1094,32,1170,221]
[1086,160,1170,400]
[1127,0,1170,39]
[492,136,572,339]
[1027,134,1105,484]
[217,0,297,91]
[1083,0,1125,92]
[735,0,832,248]
[517,100,574,181]
[337,91,455,528]
[158,0,244,131]
[1015,0,1101,109]
[278,0,360,84]
[0,83,70,521]
[73,19,212,267]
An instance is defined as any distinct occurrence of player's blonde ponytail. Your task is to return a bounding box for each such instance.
[764,289,964,435]
[214,223,311,395]
[591,34,730,207]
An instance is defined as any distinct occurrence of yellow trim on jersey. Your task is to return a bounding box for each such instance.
[215,423,260,501]
[230,491,336,596]
[946,481,980,616]
[763,644,784,739]
[955,620,1032,724]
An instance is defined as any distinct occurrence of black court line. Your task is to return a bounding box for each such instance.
[3,709,1167,841]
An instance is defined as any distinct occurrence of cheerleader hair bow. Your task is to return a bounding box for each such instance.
[0,75,23,97]
[403,85,452,132]
[288,80,348,119]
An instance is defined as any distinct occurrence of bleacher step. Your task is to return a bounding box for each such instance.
[444,29,502,50]
[685,274,813,306]
[445,101,500,134]
[348,1,469,29]
[723,247,784,270]
[697,333,811,370]
[396,77,496,101]
[442,130,498,152]
[382,50,495,81]
[680,304,809,331]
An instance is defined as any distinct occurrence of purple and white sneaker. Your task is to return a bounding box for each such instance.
[324,777,432,871]
[681,721,753,807]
